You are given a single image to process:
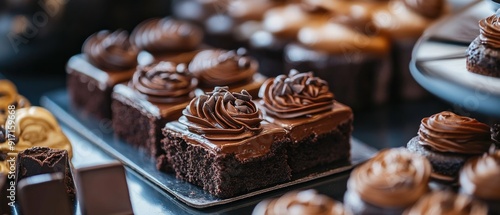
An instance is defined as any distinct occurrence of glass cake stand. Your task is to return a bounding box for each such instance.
[410,0,500,117]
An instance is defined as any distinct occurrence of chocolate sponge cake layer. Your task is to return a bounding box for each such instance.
[466,35,500,78]
[407,136,472,179]
[67,70,111,120]
[162,122,291,198]
[287,120,352,173]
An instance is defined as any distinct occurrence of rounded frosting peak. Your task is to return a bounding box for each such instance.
[402,0,444,19]
[348,148,431,207]
[460,148,500,200]
[405,192,488,215]
[479,14,500,49]
[130,18,203,53]
[259,69,334,118]
[180,86,262,141]
[418,111,491,154]
[252,189,345,215]
[131,61,198,104]
[83,30,139,71]
[188,48,257,88]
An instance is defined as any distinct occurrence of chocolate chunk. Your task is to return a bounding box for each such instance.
[16,147,76,201]
[75,161,133,215]
[18,173,72,215]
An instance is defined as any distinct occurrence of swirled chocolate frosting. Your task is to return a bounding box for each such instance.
[83,30,138,71]
[0,80,30,124]
[479,13,500,49]
[130,18,203,53]
[460,148,500,200]
[130,61,198,104]
[252,189,345,215]
[259,69,334,119]
[348,148,431,207]
[405,191,488,215]
[403,0,444,19]
[188,48,257,88]
[179,86,262,141]
[418,111,491,154]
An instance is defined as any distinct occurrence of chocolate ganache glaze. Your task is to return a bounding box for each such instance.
[403,0,444,19]
[253,189,345,215]
[130,18,203,53]
[83,30,139,71]
[405,191,488,215]
[259,69,334,119]
[348,148,431,207]
[130,61,198,104]
[460,148,500,201]
[179,86,262,141]
[188,48,257,88]
[418,111,491,154]
[479,13,500,49]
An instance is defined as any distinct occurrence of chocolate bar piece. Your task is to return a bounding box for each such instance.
[75,161,133,215]
[17,173,72,215]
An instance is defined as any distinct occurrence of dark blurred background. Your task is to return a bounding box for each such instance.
[0,0,172,103]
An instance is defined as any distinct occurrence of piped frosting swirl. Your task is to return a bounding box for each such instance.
[259,69,334,118]
[418,111,491,154]
[130,18,203,53]
[188,48,257,88]
[130,61,198,104]
[460,148,500,200]
[348,148,431,207]
[252,189,345,215]
[83,30,139,71]
[179,86,262,141]
[479,13,500,49]
[403,0,444,19]
[405,191,488,215]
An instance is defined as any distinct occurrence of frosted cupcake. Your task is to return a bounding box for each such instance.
[405,191,488,215]
[344,148,431,215]
[253,189,346,215]
[466,11,500,78]
[460,147,500,214]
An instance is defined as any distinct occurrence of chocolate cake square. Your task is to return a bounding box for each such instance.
[67,30,139,119]
[161,87,291,198]
[17,173,72,215]
[75,162,133,215]
[258,70,353,173]
[16,147,75,201]
[111,62,200,157]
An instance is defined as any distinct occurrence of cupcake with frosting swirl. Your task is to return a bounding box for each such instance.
[404,191,488,215]
[460,147,500,214]
[407,111,492,182]
[252,189,346,215]
[466,10,500,78]
[344,148,431,215]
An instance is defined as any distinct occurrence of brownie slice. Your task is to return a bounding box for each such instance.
[67,30,138,120]
[161,87,291,198]
[163,121,291,198]
[111,62,200,157]
[16,147,75,201]
[258,71,353,173]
